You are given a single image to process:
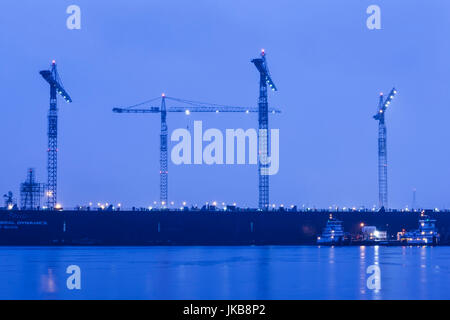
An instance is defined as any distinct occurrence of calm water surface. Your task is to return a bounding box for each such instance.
[0,246,449,299]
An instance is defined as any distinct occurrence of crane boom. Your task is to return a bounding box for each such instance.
[374,88,397,121]
[112,96,281,114]
[113,106,278,113]
[252,49,278,92]
[113,107,160,113]
[39,61,72,103]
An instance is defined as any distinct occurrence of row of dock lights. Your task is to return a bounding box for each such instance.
[2,201,447,212]
[41,201,445,212]
[103,203,432,211]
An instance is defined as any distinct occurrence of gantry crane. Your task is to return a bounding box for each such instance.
[113,94,280,206]
[40,60,72,209]
[252,49,278,210]
[373,88,397,209]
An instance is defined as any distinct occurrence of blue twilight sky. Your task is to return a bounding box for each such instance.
[1,0,450,209]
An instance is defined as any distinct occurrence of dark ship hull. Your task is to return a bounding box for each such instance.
[1,210,450,246]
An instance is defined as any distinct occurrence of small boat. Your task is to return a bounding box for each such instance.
[317,214,346,245]
[401,213,439,245]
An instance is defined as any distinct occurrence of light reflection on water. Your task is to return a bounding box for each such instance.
[0,246,449,300]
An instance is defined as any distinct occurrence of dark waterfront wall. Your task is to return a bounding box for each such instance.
[1,210,450,245]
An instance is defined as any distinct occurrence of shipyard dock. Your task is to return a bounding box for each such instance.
[1,209,450,246]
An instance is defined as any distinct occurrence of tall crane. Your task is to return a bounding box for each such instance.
[113,94,280,206]
[40,60,72,209]
[252,49,278,210]
[373,88,397,209]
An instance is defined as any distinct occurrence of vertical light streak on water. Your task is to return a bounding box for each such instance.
[372,246,382,299]
[358,246,366,296]
[419,246,428,300]
[40,269,57,294]
[327,246,336,299]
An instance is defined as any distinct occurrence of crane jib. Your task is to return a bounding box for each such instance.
[39,70,72,103]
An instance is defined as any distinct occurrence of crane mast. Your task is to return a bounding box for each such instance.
[40,61,72,209]
[47,75,58,208]
[160,95,168,205]
[252,49,278,210]
[377,94,388,209]
[373,88,397,209]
